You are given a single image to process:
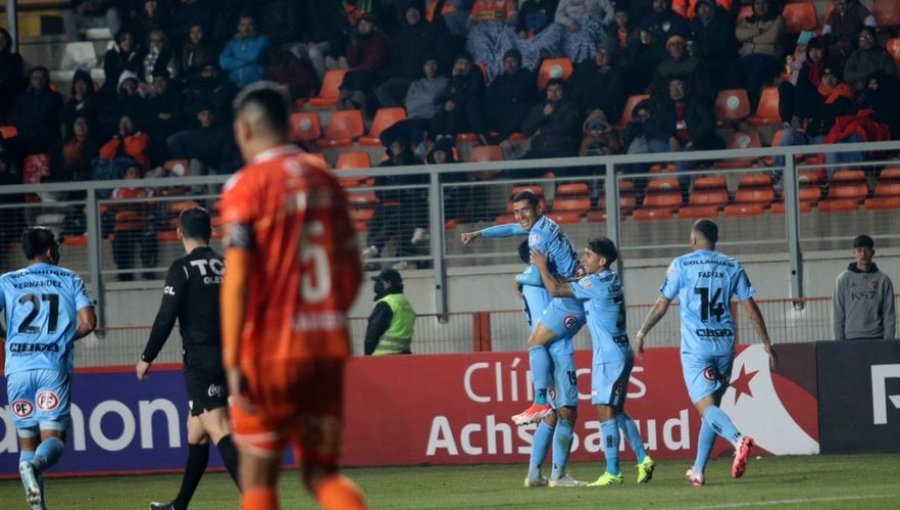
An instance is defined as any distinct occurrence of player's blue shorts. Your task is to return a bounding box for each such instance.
[681,352,733,404]
[591,355,634,407]
[548,345,578,408]
[538,297,586,339]
[6,369,72,434]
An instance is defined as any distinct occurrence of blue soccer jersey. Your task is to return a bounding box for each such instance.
[480,215,579,278]
[0,263,94,375]
[571,271,630,362]
[659,249,755,357]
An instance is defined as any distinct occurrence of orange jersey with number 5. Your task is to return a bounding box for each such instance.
[219,147,362,372]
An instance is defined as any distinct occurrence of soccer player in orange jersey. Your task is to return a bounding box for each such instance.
[218,82,367,510]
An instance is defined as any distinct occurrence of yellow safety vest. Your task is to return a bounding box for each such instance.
[372,293,415,355]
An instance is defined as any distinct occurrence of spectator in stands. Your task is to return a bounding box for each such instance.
[623,98,655,154]
[182,64,237,122]
[521,78,581,160]
[8,67,63,156]
[823,0,877,67]
[180,23,218,83]
[570,41,626,122]
[648,76,722,178]
[580,110,622,156]
[337,14,389,114]
[110,163,158,281]
[219,12,271,88]
[98,71,143,138]
[690,0,738,92]
[515,0,563,70]
[843,28,895,93]
[64,0,123,42]
[99,113,151,171]
[262,47,317,102]
[140,72,183,166]
[63,69,100,131]
[375,2,442,109]
[102,29,141,96]
[167,102,238,174]
[555,0,615,64]
[431,52,487,140]
[168,0,214,48]
[292,0,353,80]
[729,0,786,102]
[51,115,101,183]
[612,6,639,56]
[672,0,733,20]
[626,28,667,94]
[0,28,23,122]
[654,34,710,100]
[640,0,690,52]
[130,0,168,46]
[140,30,179,86]
[833,234,896,341]
[486,49,539,141]
[862,71,900,139]
[779,35,825,125]
[405,57,450,121]
[467,0,519,80]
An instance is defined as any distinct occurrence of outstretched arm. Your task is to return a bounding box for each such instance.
[742,297,777,369]
[461,223,527,245]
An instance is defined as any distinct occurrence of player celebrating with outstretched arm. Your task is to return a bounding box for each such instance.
[136,207,241,510]
[532,238,655,487]
[219,82,367,510]
[633,219,777,487]
[1,227,97,510]
[461,191,586,426]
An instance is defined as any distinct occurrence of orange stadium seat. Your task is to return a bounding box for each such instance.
[716,131,762,169]
[817,199,858,212]
[552,196,591,213]
[715,89,751,125]
[336,152,371,187]
[317,109,365,148]
[826,182,869,202]
[879,167,900,180]
[864,181,900,210]
[537,58,573,89]
[724,203,765,216]
[831,169,865,183]
[679,188,728,217]
[747,87,780,127]
[692,176,727,191]
[360,107,407,146]
[646,177,681,194]
[468,145,504,162]
[618,94,650,130]
[782,2,818,33]
[633,207,674,221]
[290,112,322,142]
[874,0,900,29]
[308,69,347,108]
[556,182,589,196]
[0,125,18,140]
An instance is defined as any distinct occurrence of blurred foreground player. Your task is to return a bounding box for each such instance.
[1,227,96,510]
[219,82,367,510]
[136,207,241,510]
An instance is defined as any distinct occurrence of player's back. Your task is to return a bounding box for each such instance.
[576,271,629,360]
[174,247,224,348]
[530,216,579,278]
[219,148,362,372]
[0,263,92,375]
[662,249,754,356]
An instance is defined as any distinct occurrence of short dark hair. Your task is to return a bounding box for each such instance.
[22,227,58,259]
[179,207,212,241]
[588,237,618,265]
[546,77,567,91]
[518,240,530,265]
[853,234,874,249]
[233,81,291,134]
[511,190,540,208]
[692,219,719,245]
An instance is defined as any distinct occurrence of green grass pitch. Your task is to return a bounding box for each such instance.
[3,454,900,509]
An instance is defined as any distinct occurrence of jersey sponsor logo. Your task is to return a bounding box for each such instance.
[695,328,734,338]
[207,383,226,398]
[12,400,34,418]
[702,365,719,382]
[578,277,593,289]
[563,315,580,330]
[36,390,60,411]
[8,343,60,353]
[529,234,541,245]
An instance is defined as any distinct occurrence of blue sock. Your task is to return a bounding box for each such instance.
[600,418,620,475]
[528,421,554,480]
[617,412,647,463]
[550,419,575,480]
[693,419,717,474]
[33,437,65,473]
[528,345,551,405]
[702,406,741,445]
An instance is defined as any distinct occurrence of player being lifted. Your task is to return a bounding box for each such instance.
[136,207,241,510]
[634,219,777,487]
[219,82,367,510]
[1,227,97,510]
[461,191,586,426]
[514,241,584,488]
[532,237,655,487]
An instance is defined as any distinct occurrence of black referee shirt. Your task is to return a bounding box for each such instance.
[141,246,224,363]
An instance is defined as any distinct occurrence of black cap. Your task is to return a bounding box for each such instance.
[853,234,874,249]
[372,268,403,285]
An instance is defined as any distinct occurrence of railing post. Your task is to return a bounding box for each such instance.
[471,312,492,352]
[603,162,623,277]
[85,188,105,328]
[429,168,448,321]
[6,0,17,53]
[783,154,804,303]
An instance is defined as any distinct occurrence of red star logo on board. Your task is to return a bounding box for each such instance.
[731,365,759,404]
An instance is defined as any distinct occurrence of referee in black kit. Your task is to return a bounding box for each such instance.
[136,207,240,510]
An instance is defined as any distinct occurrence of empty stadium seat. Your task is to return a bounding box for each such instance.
[747,87,780,127]
[548,211,582,224]
[679,188,728,218]
[826,182,869,202]
[468,145,504,162]
[552,196,591,213]
[308,69,347,108]
[716,131,763,169]
[290,112,322,142]
[537,58,573,89]
[714,89,751,125]
[817,199,858,212]
[336,152,371,187]
[724,204,766,216]
[617,94,650,130]
[879,167,900,180]
[317,109,365,148]
[723,172,776,215]
[692,176,727,191]
[782,2,818,33]
[360,107,407,146]
[832,169,865,183]
[556,182,589,196]
[633,208,674,221]
[864,181,900,210]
